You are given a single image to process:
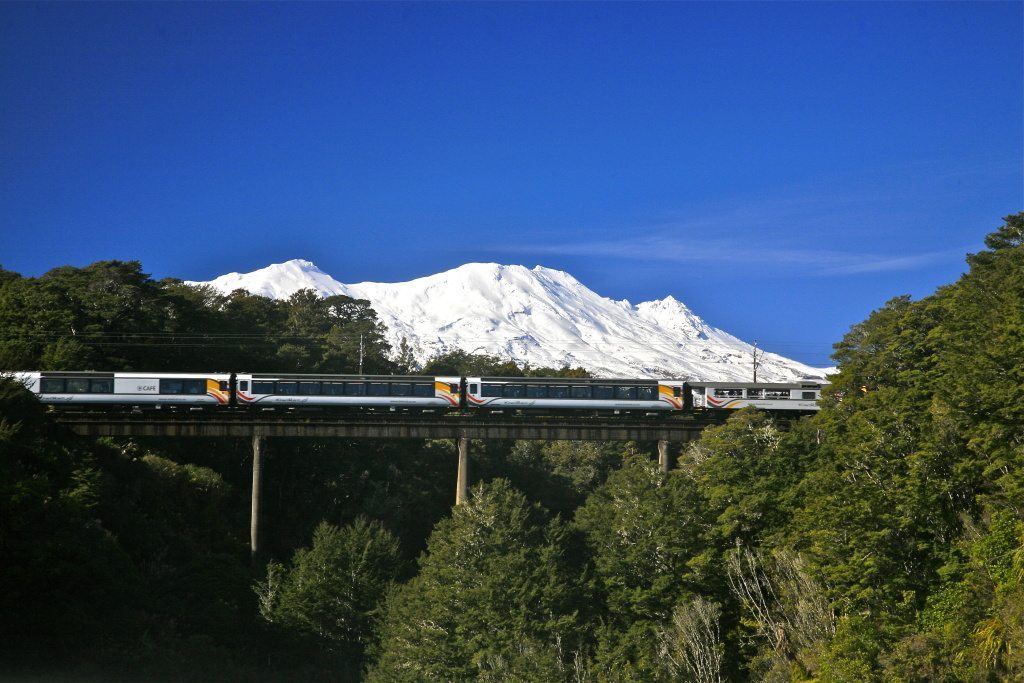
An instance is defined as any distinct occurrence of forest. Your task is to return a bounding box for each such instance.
[0,213,1021,682]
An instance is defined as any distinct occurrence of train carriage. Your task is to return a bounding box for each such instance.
[235,373,461,410]
[464,376,687,414]
[13,371,232,406]
[689,381,823,411]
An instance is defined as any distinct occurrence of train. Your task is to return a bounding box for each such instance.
[7,371,825,414]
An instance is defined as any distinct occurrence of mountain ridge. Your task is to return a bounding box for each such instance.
[188,260,829,381]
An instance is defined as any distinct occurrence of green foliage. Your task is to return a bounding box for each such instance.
[777,213,1024,678]
[368,479,583,681]
[474,439,624,516]
[682,408,811,548]
[393,335,420,373]
[256,518,401,670]
[420,349,591,378]
[885,511,1024,681]
[817,616,885,682]
[789,388,960,610]
[0,378,144,664]
[574,456,707,678]
[420,349,524,376]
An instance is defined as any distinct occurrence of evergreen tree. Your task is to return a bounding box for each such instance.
[574,456,707,679]
[420,350,523,377]
[368,479,583,681]
[256,518,401,671]
[682,408,810,548]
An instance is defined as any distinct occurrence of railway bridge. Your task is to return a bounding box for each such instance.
[54,410,730,563]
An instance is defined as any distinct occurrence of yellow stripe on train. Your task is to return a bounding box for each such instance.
[206,378,230,404]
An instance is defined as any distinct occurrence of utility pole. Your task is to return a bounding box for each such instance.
[752,340,762,383]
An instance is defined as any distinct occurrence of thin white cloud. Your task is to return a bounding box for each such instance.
[507,236,964,276]
[500,186,978,276]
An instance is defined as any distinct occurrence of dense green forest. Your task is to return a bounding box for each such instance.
[1,213,1021,681]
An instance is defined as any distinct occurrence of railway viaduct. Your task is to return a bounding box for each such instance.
[55,411,729,564]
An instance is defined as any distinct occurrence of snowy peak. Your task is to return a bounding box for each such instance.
[188,259,347,299]
[636,296,717,342]
[189,260,828,381]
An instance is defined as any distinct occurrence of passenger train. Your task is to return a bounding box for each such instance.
[8,371,825,414]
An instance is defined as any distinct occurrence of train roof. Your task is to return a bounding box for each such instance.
[468,376,673,385]
[688,381,827,389]
[242,373,453,381]
[32,370,232,378]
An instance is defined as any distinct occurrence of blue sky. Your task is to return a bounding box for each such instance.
[1,2,1021,367]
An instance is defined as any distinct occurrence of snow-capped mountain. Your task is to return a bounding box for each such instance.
[188,260,829,382]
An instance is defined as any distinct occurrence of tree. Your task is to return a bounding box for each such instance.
[680,409,810,549]
[274,289,392,373]
[393,336,420,373]
[256,518,401,670]
[0,378,144,666]
[420,350,523,377]
[368,480,583,681]
[474,439,624,517]
[658,597,725,683]
[574,456,707,678]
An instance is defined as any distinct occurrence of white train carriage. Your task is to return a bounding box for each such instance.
[690,381,823,411]
[12,371,232,406]
[464,376,686,413]
[235,373,461,410]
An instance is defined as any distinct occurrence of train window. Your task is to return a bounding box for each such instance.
[413,383,433,397]
[298,382,321,395]
[160,379,183,394]
[674,386,681,397]
[345,382,367,396]
[615,386,637,400]
[637,386,655,400]
[747,389,764,398]
[504,384,525,398]
[482,384,503,397]
[390,383,412,396]
[68,378,91,393]
[219,380,230,391]
[525,385,547,398]
[802,392,817,400]
[549,385,569,399]
[449,383,460,393]
[714,388,743,398]
[184,380,206,395]
[367,383,389,396]
[90,379,113,393]
[570,386,592,399]
[469,384,479,394]
[320,382,341,396]
[765,389,790,399]
[41,378,65,393]
[252,381,274,394]
[593,385,613,400]
[277,382,298,395]
[239,381,249,392]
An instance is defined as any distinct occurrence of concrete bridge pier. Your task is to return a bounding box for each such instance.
[455,437,470,505]
[658,439,673,473]
[250,431,265,567]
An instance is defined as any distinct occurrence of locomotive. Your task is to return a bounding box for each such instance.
[8,371,825,414]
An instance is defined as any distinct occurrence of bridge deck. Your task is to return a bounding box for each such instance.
[53,411,726,441]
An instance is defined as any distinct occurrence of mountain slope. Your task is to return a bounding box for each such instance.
[189,260,828,381]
